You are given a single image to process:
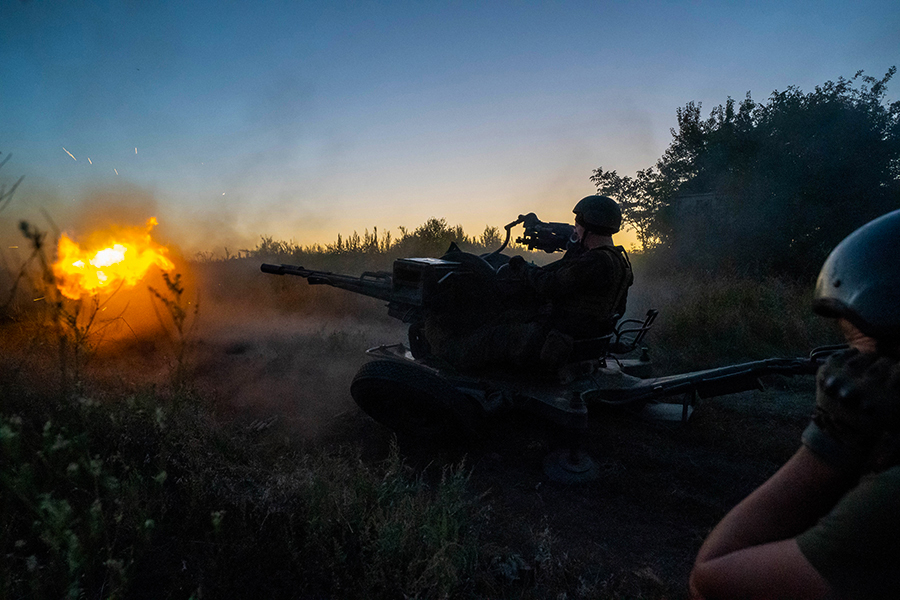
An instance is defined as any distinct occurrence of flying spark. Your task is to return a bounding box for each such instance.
[63,147,76,161]
[114,169,119,175]
[88,158,92,164]
[135,147,138,154]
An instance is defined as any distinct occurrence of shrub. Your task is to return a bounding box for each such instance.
[628,271,841,372]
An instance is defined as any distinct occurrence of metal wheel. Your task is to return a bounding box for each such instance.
[543,447,600,484]
[350,360,478,440]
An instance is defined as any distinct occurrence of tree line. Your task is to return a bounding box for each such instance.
[248,217,508,271]
[593,67,900,279]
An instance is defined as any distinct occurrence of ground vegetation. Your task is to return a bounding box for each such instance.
[1,215,839,598]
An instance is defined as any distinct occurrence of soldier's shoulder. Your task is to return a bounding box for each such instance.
[585,244,626,261]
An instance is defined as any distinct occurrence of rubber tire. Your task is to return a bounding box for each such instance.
[350,360,477,440]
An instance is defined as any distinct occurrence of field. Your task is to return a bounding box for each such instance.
[0,252,840,599]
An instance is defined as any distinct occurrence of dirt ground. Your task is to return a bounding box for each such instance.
[183,310,816,598]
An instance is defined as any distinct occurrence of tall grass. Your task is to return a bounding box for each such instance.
[0,383,488,599]
[149,272,199,390]
[626,267,841,373]
[0,372,672,599]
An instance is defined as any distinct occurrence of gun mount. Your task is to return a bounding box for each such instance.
[261,215,840,482]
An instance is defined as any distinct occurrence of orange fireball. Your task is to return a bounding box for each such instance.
[53,217,176,299]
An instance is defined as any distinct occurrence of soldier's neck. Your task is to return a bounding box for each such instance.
[583,233,614,250]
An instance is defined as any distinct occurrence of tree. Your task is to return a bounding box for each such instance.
[393,217,470,256]
[593,68,900,278]
[590,166,664,250]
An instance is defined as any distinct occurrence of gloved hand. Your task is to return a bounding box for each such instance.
[507,255,526,273]
[496,255,534,302]
[803,349,900,470]
[497,255,527,280]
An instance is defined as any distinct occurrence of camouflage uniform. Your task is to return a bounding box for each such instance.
[524,243,633,339]
[425,243,633,372]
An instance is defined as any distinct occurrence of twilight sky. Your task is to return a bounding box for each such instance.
[1,0,898,254]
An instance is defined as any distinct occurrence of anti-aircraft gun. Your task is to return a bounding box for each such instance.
[261,213,840,482]
[261,213,577,324]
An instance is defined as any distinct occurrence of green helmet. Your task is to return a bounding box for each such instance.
[813,209,900,340]
[573,195,622,235]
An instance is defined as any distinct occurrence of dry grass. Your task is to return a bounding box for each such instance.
[626,268,840,373]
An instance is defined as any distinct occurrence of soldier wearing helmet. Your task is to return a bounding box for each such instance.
[690,209,900,600]
[427,195,633,371]
[572,194,624,237]
[521,195,633,346]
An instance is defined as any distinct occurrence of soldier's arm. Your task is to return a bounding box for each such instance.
[524,252,613,300]
[689,446,851,599]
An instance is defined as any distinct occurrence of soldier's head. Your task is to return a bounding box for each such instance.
[573,195,622,236]
[813,209,900,355]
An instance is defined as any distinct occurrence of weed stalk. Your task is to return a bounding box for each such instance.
[149,272,199,391]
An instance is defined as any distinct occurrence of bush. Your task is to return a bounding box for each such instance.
[628,270,841,372]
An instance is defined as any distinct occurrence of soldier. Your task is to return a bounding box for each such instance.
[425,195,633,371]
[689,209,900,599]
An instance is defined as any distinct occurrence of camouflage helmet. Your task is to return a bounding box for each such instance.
[573,195,622,235]
[813,209,900,340]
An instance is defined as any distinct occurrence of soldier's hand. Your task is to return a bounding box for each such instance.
[804,349,900,470]
[507,255,526,272]
[498,255,526,279]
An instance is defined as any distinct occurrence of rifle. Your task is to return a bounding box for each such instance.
[263,212,574,307]
[260,263,393,301]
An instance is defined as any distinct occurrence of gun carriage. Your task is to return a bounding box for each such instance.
[262,214,838,481]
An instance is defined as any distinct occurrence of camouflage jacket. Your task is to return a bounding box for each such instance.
[523,244,633,338]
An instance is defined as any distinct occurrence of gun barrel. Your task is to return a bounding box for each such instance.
[261,263,304,275]
[260,262,395,303]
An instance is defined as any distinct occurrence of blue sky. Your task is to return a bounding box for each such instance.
[1,0,898,253]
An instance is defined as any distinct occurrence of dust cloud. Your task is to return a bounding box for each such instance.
[187,259,407,437]
[83,256,409,439]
